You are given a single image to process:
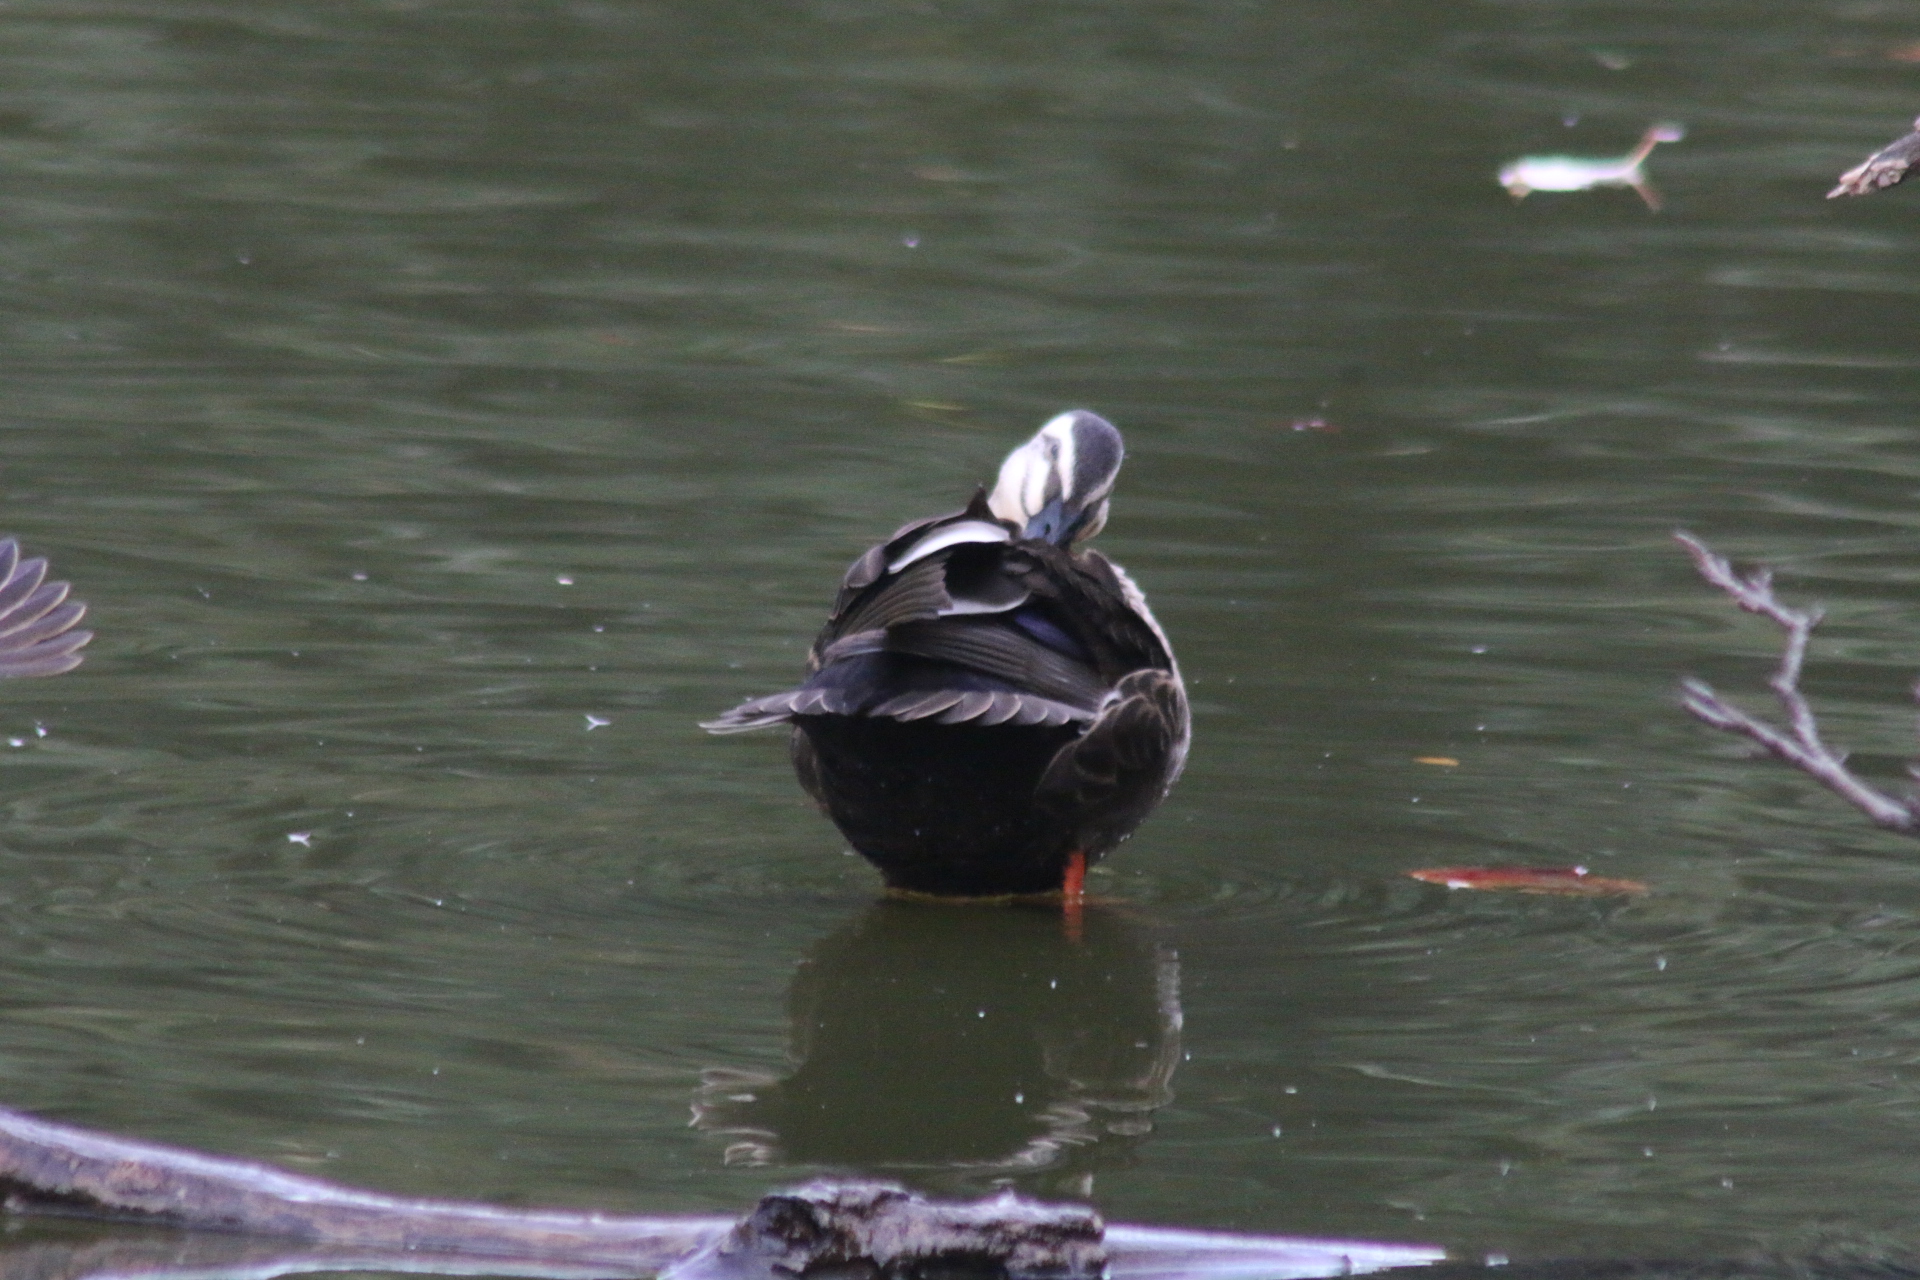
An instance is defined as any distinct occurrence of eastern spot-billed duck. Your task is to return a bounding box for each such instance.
[703,411,1187,900]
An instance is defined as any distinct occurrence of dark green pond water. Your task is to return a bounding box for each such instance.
[10,0,1920,1271]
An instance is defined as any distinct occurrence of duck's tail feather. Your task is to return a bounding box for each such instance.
[700,686,862,733]
[864,688,1091,727]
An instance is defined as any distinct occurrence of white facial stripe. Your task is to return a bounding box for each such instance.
[988,410,1124,533]
[986,448,1026,526]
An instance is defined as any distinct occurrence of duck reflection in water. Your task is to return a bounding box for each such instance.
[694,900,1180,1196]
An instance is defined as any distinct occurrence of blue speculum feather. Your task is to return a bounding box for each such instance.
[1011,608,1089,662]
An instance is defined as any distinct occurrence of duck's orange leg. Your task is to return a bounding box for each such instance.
[1063,850,1086,942]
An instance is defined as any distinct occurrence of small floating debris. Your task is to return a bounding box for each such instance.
[1408,865,1648,896]
[1413,756,1459,767]
[1829,116,1920,197]
[1498,123,1686,211]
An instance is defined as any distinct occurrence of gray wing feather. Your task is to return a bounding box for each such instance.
[815,629,888,665]
[0,556,48,621]
[872,690,967,722]
[705,495,1157,736]
[936,691,996,724]
[884,620,1106,708]
[0,541,90,678]
[0,582,71,639]
[701,686,859,733]
[702,669,1097,734]
[1010,698,1081,727]
[1036,670,1189,818]
[977,692,1023,727]
[877,689,1091,727]
[699,698,800,734]
[0,599,84,648]
[832,559,951,640]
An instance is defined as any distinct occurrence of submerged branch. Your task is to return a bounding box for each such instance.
[1675,531,1920,833]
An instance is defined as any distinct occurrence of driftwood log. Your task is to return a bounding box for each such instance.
[0,1104,1443,1280]
[1830,117,1920,197]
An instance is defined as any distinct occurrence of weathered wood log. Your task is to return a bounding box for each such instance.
[0,1103,730,1273]
[0,1104,1445,1280]
[0,1230,637,1280]
[664,1181,1103,1280]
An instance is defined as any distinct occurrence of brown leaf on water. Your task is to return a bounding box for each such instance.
[1408,865,1648,896]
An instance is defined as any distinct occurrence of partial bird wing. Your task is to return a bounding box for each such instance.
[704,494,1132,733]
[881,619,1109,707]
[1830,118,1920,197]
[1034,669,1190,840]
[0,538,90,678]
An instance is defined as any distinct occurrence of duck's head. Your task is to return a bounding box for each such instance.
[987,410,1124,547]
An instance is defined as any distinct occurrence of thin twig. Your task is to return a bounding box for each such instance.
[1674,531,1920,832]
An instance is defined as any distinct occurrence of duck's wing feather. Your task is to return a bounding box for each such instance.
[701,685,865,733]
[822,498,997,627]
[703,494,1175,734]
[881,619,1108,707]
[702,628,1100,731]
[0,540,90,678]
[1035,669,1190,833]
[867,687,1089,726]
[827,559,955,646]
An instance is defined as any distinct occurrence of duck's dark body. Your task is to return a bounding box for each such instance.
[705,412,1187,897]
[792,714,1082,895]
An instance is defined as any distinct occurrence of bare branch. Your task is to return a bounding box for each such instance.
[1674,531,1920,833]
